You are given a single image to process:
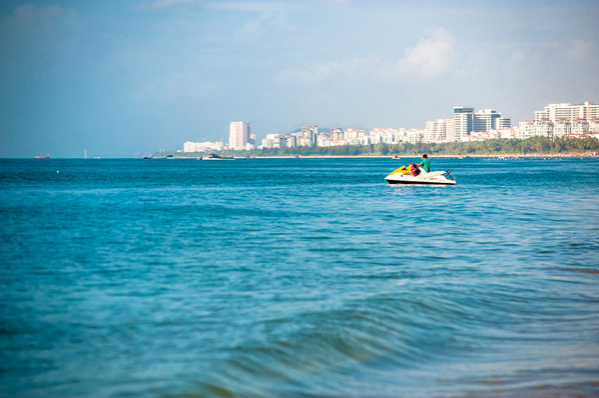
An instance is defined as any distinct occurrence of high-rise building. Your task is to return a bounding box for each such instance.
[452,106,511,141]
[229,121,250,150]
[453,107,474,141]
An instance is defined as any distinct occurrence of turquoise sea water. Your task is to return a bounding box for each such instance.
[1,157,598,398]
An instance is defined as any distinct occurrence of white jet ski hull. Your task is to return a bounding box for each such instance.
[385,170,456,185]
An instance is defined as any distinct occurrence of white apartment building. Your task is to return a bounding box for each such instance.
[515,120,558,139]
[261,133,288,149]
[344,128,362,141]
[317,134,332,147]
[425,119,454,143]
[518,102,599,138]
[553,120,571,138]
[183,141,226,152]
[571,120,590,135]
[369,128,385,144]
[495,128,517,139]
[296,134,313,147]
[515,120,551,140]
[369,128,392,144]
[359,135,371,145]
[406,129,425,144]
[462,131,496,142]
[331,127,344,142]
[515,121,532,140]
[229,121,250,150]
[286,135,297,147]
[535,102,599,122]
[299,125,318,146]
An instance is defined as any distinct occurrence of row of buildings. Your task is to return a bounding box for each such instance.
[262,126,429,148]
[182,102,599,152]
[440,102,599,143]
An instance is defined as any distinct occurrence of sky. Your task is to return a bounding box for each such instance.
[1,0,598,158]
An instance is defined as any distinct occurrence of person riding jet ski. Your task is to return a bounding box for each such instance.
[410,163,421,176]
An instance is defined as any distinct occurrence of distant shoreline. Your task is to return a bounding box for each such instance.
[152,153,598,160]
[154,137,599,160]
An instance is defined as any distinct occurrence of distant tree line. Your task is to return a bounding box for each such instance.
[247,137,599,157]
[157,137,599,158]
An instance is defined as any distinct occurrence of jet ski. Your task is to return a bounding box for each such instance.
[385,165,456,185]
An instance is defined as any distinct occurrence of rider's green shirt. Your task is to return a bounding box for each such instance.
[421,158,430,172]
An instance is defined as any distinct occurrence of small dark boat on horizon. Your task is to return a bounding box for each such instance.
[202,153,224,160]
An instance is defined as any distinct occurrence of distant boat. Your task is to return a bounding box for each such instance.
[202,153,223,160]
[142,155,152,159]
[35,154,50,159]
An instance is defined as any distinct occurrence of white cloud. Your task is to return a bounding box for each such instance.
[376,28,456,81]
[276,28,456,86]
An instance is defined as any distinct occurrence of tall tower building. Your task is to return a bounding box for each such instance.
[453,107,474,141]
[229,121,250,150]
[452,107,511,141]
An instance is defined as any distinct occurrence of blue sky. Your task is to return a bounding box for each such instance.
[1,0,598,157]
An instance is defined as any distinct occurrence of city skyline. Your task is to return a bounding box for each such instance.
[180,101,598,153]
[1,0,598,157]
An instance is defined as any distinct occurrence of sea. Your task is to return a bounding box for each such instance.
[1,157,598,398]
